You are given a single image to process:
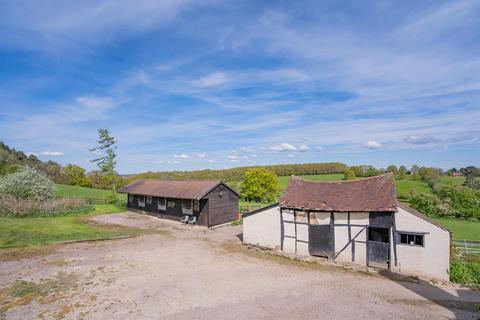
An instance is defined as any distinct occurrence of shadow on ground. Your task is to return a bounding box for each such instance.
[378,270,479,319]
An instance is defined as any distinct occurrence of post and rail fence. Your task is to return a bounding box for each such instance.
[76,198,110,205]
[452,239,480,255]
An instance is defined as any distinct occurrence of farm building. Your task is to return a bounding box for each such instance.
[118,180,239,227]
[243,173,451,281]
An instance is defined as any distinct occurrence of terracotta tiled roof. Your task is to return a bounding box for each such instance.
[280,173,397,212]
[118,180,237,200]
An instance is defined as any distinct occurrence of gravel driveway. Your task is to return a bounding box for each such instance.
[0,212,478,320]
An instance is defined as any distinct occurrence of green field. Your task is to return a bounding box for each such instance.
[0,204,132,249]
[431,216,480,241]
[56,184,127,201]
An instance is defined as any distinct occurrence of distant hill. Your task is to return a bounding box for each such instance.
[123,162,348,185]
[0,142,64,182]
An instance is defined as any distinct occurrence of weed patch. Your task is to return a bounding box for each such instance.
[0,272,79,313]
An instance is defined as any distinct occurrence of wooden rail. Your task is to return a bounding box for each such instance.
[453,239,480,255]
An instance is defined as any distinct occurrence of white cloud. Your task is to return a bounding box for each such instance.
[25,152,37,157]
[269,143,297,152]
[174,153,190,159]
[364,141,382,150]
[193,72,230,87]
[41,151,65,156]
[269,143,309,153]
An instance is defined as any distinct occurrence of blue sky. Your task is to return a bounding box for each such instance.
[0,0,479,174]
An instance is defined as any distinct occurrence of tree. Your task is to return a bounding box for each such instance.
[398,165,407,180]
[90,128,118,193]
[386,165,398,178]
[462,166,480,190]
[343,168,356,180]
[64,164,91,187]
[0,166,56,200]
[240,168,278,203]
[419,167,442,190]
[410,164,420,180]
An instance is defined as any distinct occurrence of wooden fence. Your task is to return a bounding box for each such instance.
[77,198,110,205]
[453,240,480,255]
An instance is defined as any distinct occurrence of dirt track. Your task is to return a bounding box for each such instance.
[1,212,479,320]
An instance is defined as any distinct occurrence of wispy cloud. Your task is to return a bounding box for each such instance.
[41,151,65,156]
[364,141,382,150]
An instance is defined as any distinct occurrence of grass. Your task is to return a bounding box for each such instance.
[278,174,344,191]
[430,216,480,241]
[56,184,127,201]
[0,204,128,249]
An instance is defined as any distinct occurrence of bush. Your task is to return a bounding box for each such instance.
[0,166,56,201]
[0,194,93,217]
[437,186,480,219]
[343,168,356,180]
[450,259,480,286]
[408,191,450,216]
[106,192,118,204]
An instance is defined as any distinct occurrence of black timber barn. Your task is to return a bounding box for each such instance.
[118,180,239,227]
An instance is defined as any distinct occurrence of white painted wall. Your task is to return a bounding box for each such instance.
[392,207,450,281]
[334,212,369,265]
[243,205,281,250]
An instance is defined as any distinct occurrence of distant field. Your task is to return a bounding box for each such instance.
[278,174,344,191]
[431,216,480,241]
[56,184,127,201]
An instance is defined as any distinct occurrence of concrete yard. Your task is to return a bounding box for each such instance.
[0,212,479,320]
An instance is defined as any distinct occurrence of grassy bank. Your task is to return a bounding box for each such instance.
[430,216,480,241]
[0,204,127,249]
[56,184,127,201]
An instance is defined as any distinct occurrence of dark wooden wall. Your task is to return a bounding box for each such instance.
[126,183,239,227]
[204,184,239,227]
[127,194,200,221]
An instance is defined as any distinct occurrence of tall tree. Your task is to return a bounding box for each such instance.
[386,165,398,178]
[398,165,407,180]
[240,168,279,202]
[90,128,118,193]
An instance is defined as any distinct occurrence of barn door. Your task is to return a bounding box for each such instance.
[308,225,333,258]
[367,227,390,268]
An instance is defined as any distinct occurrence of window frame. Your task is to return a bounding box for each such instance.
[137,195,145,207]
[146,196,153,205]
[157,197,166,210]
[398,232,425,247]
[193,200,200,212]
[167,199,176,208]
[182,199,193,214]
[128,194,134,204]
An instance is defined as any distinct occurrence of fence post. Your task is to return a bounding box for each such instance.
[464,239,468,254]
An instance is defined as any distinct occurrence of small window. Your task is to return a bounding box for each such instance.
[183,199,192,210]
[146,196,152,205]
[167,200,176,208]
[158,197,166,210]
[128,194,133,203]
[138,195,145,207]
[399,233,424,247]
[193,200,200,211]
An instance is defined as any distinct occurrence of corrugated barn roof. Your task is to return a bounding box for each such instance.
[118,180,226,200]
[280,173,397,212]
